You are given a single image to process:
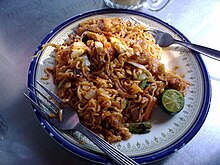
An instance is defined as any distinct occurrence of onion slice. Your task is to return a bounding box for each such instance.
[84,89,96,99]
[127,61,147,72]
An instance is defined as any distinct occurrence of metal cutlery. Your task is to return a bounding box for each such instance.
[131,17,220,61]
[24,81,139,165]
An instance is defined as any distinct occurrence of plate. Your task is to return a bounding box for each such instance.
[28,9,211,164]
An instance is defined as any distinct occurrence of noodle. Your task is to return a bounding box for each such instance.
[44,17,189,143]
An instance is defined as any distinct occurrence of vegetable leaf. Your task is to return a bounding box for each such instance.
[139,79,150,90]
[127,122,152,134]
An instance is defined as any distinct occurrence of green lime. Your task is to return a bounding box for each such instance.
[160,89,185,114]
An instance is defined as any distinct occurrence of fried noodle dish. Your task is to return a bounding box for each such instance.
[42,17,189,143]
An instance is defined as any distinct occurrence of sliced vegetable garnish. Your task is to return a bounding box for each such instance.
[82,34,88,44]
[127,61,148,72]
[139,79,150,90]
[137,73,147,80]
[123,99,129,109]
[127,122,152,134]
[160,89,185,114]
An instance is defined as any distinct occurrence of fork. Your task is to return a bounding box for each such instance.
[24,81,139,165]
[151,29,220,61]
[131,17,220,61]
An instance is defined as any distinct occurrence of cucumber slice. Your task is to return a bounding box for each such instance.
[160,89,185,114]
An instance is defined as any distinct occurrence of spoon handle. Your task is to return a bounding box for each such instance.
[174,39,220,61]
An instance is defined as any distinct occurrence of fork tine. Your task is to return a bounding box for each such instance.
[28,88,57,114]
[130,17,158,40]
[23,93,50,119]
[147,30,157,37]
[31,84,59,111]
[36,81,62,104]
[130,17,143,25]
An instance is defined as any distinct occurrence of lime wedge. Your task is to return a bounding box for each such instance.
[160,89,185,114]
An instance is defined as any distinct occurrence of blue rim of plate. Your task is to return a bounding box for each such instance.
[27,8,211,164]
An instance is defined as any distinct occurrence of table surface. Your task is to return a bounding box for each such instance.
[1,0,220,165]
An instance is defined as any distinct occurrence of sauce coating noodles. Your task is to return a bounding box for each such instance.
[44,17,189,142]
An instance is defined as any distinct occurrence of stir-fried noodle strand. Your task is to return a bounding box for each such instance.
[42,17,189,142]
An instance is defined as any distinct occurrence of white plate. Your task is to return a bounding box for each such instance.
[28,9,211,164]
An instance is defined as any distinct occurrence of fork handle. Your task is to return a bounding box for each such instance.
[75,123,139,165]
[174,39,220,61]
